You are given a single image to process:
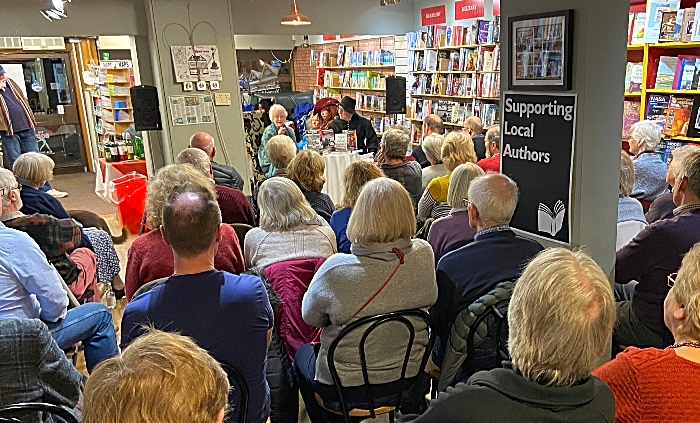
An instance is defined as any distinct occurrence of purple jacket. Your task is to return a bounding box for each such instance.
[428,210,476,262]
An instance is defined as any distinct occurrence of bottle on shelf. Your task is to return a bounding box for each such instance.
[134,136,144,160]
[116,135,128,161]
[109,136,120,162]
[124,135,135,160]
[102,137,112,161]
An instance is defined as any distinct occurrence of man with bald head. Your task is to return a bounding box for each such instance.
[463,116,487,161]
[121,183,273,423]
[412,114,443,168]
[430,173,543,367]
[189,132,244,191]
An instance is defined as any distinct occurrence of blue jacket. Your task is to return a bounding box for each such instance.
[632,152,668,201]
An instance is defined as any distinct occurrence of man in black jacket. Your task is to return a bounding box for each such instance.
[328,96,379,155]
[189,132,244,191]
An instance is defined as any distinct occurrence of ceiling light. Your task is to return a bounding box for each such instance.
[281,0,311,26]
[52,0,64,11]
[40,10,52,21]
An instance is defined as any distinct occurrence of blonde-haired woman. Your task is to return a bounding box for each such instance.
[288,149,335,223]
[296,178,437,423]
[244,177,336,272]
[259,104,296,175]
[428,163,485,262]
[125,164,244,300]
[417,131,477,221]
[421,134,448,191]
[330,161,384,253]
[266,134,297,178]
[594,243,700,423]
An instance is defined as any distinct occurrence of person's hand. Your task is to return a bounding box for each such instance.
[278,126,287,136]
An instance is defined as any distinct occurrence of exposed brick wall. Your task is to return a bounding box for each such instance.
[292,36,395,93]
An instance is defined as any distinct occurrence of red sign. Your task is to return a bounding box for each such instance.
[455,0,485,20]
[421,5,447,26]
[322,35,337,41]
[493,0,500,16]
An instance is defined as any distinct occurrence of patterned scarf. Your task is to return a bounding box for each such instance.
[0,79,35,136]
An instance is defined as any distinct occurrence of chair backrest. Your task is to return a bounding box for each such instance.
[220,364,249,423]
[326,309,434,421]
[132,277,169,300]
[229,223,253,249]
[438,281,515,391]
[0,402,78,423]
[616,220,647,251]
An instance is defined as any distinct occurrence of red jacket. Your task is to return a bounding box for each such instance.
[125,225,244,300]
[264,258,325,359]
[215,185,255,226]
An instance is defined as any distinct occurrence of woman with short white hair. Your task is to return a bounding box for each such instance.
[647,145,700,223]
[244,177,336,272]
[628,120,668,202]
[595,242,700,423]
[296,177,437,423]
[420,134,448,191]
[427,163,484,261]
[259,104,296,176]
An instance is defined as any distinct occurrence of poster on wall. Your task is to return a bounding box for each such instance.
[170,45,222,83]
[500,92,577,245]
[168,94,214,126]
[421,5,447,26]
[455,0,485,21]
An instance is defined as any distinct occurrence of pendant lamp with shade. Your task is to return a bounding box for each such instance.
[281,0,311,26]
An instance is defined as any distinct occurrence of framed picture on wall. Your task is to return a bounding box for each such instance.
[508,9,574,90]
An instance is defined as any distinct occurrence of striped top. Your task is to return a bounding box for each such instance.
[418,173,451,220]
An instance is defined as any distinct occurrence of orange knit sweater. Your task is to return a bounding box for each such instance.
[593,347,700,423]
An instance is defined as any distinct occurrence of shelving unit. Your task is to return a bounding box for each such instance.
[93,64,134,136]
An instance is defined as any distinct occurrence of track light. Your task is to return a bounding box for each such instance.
[39,0,70,21]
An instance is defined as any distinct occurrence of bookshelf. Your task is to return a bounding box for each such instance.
[623,41,700,149]
[94,65,134,137]
[406,21,500,145]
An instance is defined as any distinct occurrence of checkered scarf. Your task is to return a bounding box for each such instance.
[0,78,35,136]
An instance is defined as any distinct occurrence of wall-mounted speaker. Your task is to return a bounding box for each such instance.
[386,76,407,114]
[131,85,163,131]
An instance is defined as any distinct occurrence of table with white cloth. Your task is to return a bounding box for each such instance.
[321,151,374,205]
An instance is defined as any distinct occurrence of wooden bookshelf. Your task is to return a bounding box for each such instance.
[319,65,395,70]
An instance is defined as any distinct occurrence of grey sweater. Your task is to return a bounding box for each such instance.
[302,238,438,386]
[244,224,337,272]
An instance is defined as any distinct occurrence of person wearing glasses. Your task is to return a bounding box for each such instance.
[595,243,700,423]
[462,116,486,161]
[430,173,543,368]
[614,150,700,350]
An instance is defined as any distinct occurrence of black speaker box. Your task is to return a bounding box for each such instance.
[386,76,407,114]
[131,85,163,131]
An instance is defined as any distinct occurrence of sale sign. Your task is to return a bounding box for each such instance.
[455,0,485,20]
[421,5,447,26]
[493,0,500,16]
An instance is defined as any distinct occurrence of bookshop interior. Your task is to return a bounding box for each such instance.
[3,0,700,422]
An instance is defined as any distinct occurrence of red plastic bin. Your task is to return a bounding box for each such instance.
[109,172,147,234]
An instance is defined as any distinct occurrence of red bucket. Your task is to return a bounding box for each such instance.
[109,172,147,234]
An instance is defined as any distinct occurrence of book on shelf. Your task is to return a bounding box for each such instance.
[687,95,700,137]
[682,8,696,42]
[424,50,438,72]
[646,94,671,131]
[632,13,647,44]
[663,141,689,164]
[337,45,346,67]
[655,56,679,89]
[624,62,643,92]
[677,57,698,89]
[628,13,635,44]
[623,100,641,140]
[644,1,681,43]
[665,95,694,136]
[477,20,492,44]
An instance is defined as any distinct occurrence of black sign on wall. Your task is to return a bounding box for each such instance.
[500,92,577,244]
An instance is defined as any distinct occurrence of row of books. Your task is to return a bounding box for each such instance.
[625,62,643,93]
[406,19,500,49]
[646,94,697,137]
[408,46,500,74]
[655,140,699,164]
[317,69,386,90]
[628,3,700,44]
[306,130,357,153]
[653,55,700,90]
[311,49,394,68]
[354,93,386,112]
[410,99,499,127]
[372,116,408,134]
[410,72,500,98]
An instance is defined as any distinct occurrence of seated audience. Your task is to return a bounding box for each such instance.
[617,150,647,250]
[629,120,668,202]
[0,221,117,372]
[13,152,125,295]
[476,126,500,173]
[379,126,423,207]
[615,150,700,349]
[400,248,616,422]
[412,114,444,168]
[647,145,699,223]
[265,134,297,178]
[595,242,700,423]
[427,163,484,262]
[330,161,384,253]
[296,178,438,423]
[287,149,335,223]
[176,148,255,226]
[431,173,543,367]
[0,318,83,413]
[189,131,244,191]
[0,168,98,301]
[418,131,477,221]
[462,116,486,161]
[125,164,244,300]
[121,184,273,423]
[245,177,336,272]
[420,134,448,190]
[260,104,296,175]
[84,330,230,423]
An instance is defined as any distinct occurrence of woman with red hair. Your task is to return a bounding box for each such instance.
[313,97,339,130]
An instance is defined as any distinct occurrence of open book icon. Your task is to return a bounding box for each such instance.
[538,200,565,236]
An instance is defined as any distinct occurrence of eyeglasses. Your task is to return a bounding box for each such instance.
[0,185,20,197]
[668,272,678,288]
[462,198,472,208]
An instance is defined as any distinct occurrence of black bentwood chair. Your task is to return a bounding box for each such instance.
[221,364,250,423]
[0,402,79,423]
[319,309,434,423]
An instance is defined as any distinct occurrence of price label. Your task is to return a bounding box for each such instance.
[99,61,133,69]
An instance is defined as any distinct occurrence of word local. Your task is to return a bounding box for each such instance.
[503,121,535,137]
